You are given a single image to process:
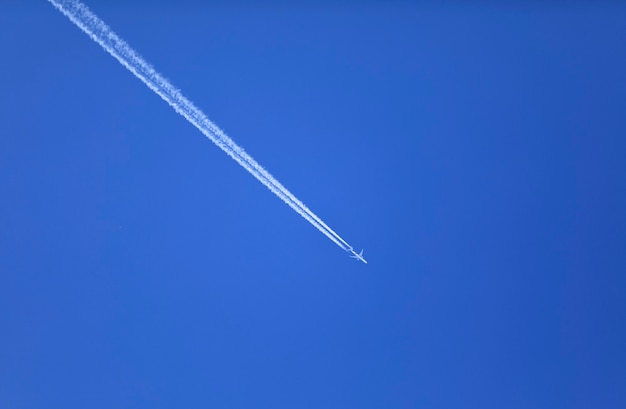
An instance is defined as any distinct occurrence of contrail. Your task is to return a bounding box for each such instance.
[48,0,361,256]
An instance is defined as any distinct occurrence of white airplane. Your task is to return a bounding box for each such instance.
[349,249,367,264]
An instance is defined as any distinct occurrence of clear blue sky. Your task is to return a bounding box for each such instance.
[1,1,625,408]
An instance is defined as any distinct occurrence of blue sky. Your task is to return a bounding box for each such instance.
[1,2,625,408]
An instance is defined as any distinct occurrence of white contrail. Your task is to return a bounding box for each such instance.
[47,0,357,254]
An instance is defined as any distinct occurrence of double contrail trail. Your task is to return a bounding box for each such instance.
[48,0,365,260]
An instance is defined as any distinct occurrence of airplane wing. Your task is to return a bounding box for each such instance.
[349,249,366,263]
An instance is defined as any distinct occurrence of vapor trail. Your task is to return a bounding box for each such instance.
[48,0,356,254]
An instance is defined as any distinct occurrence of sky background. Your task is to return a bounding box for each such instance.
[1,1,625,408]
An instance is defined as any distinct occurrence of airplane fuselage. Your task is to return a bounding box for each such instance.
[349,248,368,264]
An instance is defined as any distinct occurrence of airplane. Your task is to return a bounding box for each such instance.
[349,248,367,264]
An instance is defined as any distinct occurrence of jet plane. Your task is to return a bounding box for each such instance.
[349,248,367,264]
